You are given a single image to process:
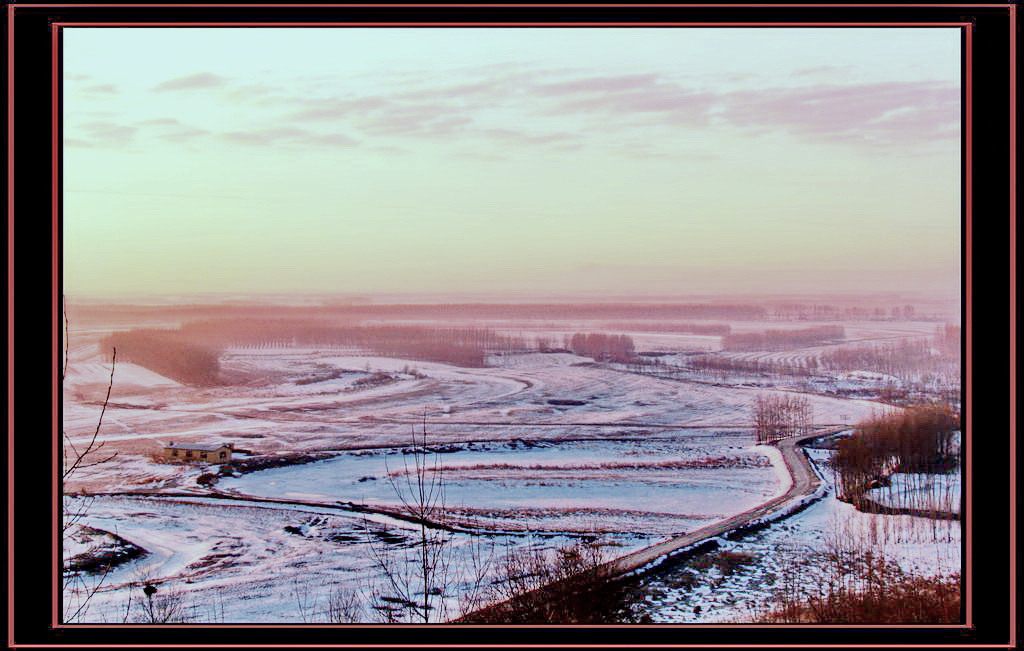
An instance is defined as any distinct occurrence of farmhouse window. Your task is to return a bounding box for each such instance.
[219,452,226,459]
[201,452,208,459]
[186,450,193,458]
[172,450,178,457]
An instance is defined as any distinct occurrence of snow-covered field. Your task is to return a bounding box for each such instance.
[63,345,888,459]
[60,312,961,623]
[218,437,783,536]
[627,448,961,623]
[65,494,618,623]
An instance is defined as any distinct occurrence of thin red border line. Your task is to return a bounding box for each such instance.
[1008,3,1017,646]
[6,642,1015,646]
[51,21,973,27]
[51,21,61,631]
[12,3,1019,8]
[963,17,973,631]
[59,622,970,626]
[14,641,1024,649]
[44,19,978,642]
[6,2,14,648]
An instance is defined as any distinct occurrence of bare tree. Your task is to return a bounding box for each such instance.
[130,575,192,624]
[753,393,812,444]
[365,416,454,623]
[62,296,121,623]
[324,585,364,623]
[459,537,628,623]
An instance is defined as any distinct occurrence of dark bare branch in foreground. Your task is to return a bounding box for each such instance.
[63,348,118,481]
[62,340,120,623]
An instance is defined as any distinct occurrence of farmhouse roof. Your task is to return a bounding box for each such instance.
[164,442,231,452]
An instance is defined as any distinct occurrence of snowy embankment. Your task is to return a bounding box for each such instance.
[611,437,816,582]
[630,445,961,623]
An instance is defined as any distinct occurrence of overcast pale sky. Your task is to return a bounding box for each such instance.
[62,27,961,298]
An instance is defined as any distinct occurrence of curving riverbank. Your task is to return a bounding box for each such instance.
[457,428,838,622]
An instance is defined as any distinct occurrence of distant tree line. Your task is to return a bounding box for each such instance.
[722,326,845,351]
[192,320,528,368]
[934,324,961,358]
[567,333,636,363]
[106,320,533,374]
[768,303,924,321]
[103,330,221,386]
[832,406,959,503]
[752,393,813,443]
[72,301,770,326]
[685,355,816,377]
[818,336,957,382]
[601,322,731,336]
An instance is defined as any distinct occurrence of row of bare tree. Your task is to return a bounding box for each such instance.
[767,303,922,321]
[601,321,731,335]
[103,321,535,378]
[752,394,814,443]
[567,332,636,363]
[831,406,959,502]
[819,337,958,383]
[71,300,770,326]
[686,354,816,377]
[103,329,221,385]
[723,326,845,352]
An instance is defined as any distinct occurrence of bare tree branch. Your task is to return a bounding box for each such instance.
[63,347,117,481]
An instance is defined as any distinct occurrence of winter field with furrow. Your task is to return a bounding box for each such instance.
[61,305,961,624]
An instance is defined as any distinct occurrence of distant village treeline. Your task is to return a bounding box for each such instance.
[106,321,531,379]
[661,329,957,387]
[69,299,953,331]
[74,302,770,325]
[567,333,635,363]
[721,325,845,351]
[103,320,646,383]
[102,329,221,385]
[601,322,731,335]
[819,335,960,380]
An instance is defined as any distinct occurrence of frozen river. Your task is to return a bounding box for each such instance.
[218,434,785,535]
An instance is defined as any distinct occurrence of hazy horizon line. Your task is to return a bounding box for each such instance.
[63,289,961,304]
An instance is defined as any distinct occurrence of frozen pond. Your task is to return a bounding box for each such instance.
[219,434,785,535]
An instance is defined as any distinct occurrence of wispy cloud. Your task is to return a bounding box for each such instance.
[554,88,716,121]
[222,127,311,145]
[311,133,360,147]
[80,83,119,94]
[133,117,210,142]
[73,64,959,154]
[154,72,228,91]
[395,78,514,102]
[137,117,183,126]
[221,126,359,148]
[534,73,664,96]
[476,127,580,146]
[455,151,509,162]
[717,81,960,145]
[70,121,137,147]
[290,97,393,121]
[156,127,210,143]
[360,109,472,138]
[64,137,95,148]
[792,65,853,78]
